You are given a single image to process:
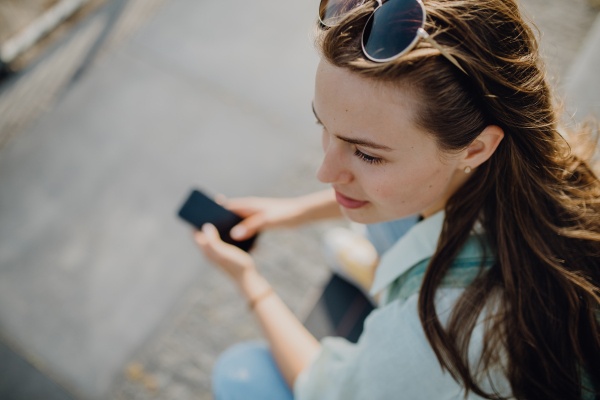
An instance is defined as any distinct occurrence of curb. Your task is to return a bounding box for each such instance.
[0,0,92,65]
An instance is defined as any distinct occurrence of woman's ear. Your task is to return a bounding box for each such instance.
[460,125,504,170]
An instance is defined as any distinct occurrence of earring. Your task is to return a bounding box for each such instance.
[464,166,472,174]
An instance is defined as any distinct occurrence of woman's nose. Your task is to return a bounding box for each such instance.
[316,143,353,184]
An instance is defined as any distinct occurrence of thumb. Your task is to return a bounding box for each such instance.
[202,223,221,242]
[230,213,265,241]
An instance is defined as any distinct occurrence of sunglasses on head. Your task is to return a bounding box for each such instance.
[318,0,468,75]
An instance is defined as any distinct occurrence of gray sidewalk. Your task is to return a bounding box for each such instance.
[566,14,600,121]
[0,0,327,398]
[0,0,598,400]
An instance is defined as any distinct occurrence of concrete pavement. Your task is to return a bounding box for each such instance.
[0,0,325,398]
[566,14,600,121]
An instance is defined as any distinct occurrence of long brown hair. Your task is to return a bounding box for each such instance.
[315,0,600,399]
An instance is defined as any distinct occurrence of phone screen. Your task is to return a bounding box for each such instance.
[177,189,257,252]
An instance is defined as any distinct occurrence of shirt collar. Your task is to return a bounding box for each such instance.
[369,210,445,296]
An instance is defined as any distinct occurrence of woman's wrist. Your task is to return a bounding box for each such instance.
[248,286,275,310]
[236,269,273,304]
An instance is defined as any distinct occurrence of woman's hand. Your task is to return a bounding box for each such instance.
[220,189,342,242]
[219,196,305,241]
[194,223,257,282]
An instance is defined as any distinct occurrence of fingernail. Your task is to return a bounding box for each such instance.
[231,225,246,239]
[202,223,215,234]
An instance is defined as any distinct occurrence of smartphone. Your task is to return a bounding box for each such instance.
[177,189,257,252]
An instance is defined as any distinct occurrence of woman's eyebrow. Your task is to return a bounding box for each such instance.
[312,101,394,151]
[335,135,394,151]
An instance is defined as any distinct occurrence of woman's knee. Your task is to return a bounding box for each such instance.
[212,340,293,400]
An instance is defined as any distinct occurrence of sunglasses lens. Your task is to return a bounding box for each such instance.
[319,0,365,26]
[362,0,424,61]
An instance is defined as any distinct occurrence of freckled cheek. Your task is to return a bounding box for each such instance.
[412,167,454,203]
[372,165,450,208]
[364,174,397,202]
[423,171,450,195]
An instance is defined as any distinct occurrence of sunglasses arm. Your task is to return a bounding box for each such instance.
[417,28,468,75]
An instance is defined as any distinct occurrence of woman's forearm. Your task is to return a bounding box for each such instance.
[237,270,321,390]
[295,188,343,224]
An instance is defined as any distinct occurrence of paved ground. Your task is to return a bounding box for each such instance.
[519,0,599,84]
[109,1,600,399]
[0,0,597,399]
[565,15,600,122]
[0,340,75,400]
[0,0,330,398]
[0,0,60,43]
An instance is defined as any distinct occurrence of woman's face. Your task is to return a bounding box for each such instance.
[314,60,467,224]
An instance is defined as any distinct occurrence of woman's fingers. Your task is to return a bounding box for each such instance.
[202,222,220,239]
[230,213,266,241]
[200,223,226,258]
[222,197,260,217]
[194,229,208,246]
[194,224,256,281]
[195,224,223,260]
[214,193,227,205]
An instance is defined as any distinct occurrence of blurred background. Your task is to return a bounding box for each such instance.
[0,0,598,399]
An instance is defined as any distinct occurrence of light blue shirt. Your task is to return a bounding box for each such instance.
[294,211,512,400]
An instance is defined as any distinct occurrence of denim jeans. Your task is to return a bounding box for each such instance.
[211,216,418,400]
[211,340,294,400]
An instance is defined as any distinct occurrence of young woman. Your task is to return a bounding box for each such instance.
[193,0,600,398]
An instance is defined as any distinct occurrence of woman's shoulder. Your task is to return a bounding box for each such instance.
[295,287,482,400]
[382,233,494,305]
[295,232,507,400]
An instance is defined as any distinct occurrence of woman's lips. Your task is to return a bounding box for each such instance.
[334,190,370,209]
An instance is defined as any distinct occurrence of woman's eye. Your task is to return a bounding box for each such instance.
[354,149,383,165]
